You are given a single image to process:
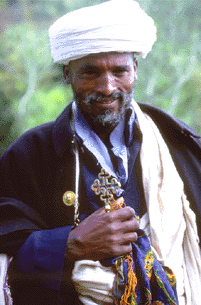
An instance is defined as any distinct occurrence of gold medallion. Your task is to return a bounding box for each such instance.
[63,191,76,206]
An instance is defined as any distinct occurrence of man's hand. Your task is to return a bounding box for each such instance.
[66,205,139,261]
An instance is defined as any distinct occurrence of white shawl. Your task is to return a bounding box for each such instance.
[0,254,12,305]
[133,101,201,304]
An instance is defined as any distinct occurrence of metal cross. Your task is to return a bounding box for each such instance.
[91,168,121,212]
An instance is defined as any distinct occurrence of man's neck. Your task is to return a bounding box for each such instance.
[81,112,118,145]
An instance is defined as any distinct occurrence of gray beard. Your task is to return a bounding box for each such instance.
[75,89,134,128]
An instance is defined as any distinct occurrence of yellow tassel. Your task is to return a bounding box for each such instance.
[119,254,137,305]
[111,198,138,304]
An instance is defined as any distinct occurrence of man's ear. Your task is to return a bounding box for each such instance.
[133,58,138,81]
[63,65,71,84]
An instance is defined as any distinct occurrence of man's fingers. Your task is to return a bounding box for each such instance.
[106,206,136,222]
[124,218,140,232]
[110,243,133,257]
[66,205,139,261]
[93,207,106,215]
[121,232,138,244]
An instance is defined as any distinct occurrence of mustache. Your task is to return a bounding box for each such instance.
[84,91,125,105]
[75,88,134,128]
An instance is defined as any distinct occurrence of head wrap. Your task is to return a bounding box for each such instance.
[49,0,157,65]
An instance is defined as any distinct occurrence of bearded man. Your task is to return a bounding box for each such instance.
[0,1,201,305]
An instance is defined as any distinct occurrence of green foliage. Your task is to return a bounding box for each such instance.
[136,0,201,133]
[0,0,201,155]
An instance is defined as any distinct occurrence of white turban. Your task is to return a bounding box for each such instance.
[49,0,157,64]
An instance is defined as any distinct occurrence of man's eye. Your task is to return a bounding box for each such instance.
[113,68,128,75]
[83,70,98,75]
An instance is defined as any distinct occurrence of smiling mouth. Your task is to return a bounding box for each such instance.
[92,99,118,109]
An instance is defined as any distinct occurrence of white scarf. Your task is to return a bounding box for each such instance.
[73,101,201,304]
[132,100,201,304]
[0,254,12,305]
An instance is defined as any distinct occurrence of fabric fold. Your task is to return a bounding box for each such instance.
[132,100,201,304]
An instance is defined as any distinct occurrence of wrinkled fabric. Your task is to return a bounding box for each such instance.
[133,101,201,304]
[49,0,157,64]
[0,254,12,305]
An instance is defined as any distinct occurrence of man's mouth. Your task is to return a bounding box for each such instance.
[94,98,116,104]
[92,99,118,110]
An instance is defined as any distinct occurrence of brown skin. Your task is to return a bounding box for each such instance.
[67,205,139,261]
[64,52,139,262]
[63,52,138,142]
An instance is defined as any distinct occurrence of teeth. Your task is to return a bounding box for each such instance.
[96,100,113,104]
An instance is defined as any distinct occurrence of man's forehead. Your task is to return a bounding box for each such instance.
[69,52,134,68]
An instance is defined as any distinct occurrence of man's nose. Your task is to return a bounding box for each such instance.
[97,73,116,96]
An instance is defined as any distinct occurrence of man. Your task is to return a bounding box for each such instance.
[0,1,201,304]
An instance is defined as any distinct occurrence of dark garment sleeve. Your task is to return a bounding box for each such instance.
[9,226,72,302]
[0,124,78,303]
[0,123,60,253]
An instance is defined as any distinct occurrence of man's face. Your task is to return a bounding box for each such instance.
[63,52,138,128]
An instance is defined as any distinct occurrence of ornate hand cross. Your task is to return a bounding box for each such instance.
[91,168,121,212]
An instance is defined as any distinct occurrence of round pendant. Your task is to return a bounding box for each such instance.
[63,191,76,206]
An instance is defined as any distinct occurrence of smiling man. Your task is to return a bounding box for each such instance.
[1,1,201,305]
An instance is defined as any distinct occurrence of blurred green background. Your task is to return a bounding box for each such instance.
[0,0,201,155]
